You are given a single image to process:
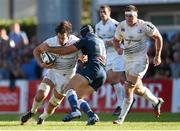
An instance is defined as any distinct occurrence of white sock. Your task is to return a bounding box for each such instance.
[30,99,42,113]
[118,97,133,123]
[113,83,125,107]
[39,109,50,120]
[142,86,159,106]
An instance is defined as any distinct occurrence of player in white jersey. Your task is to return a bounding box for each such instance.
[39,25,107,126]
[113,5,164,125]
[21,21,80,125]
[95,5,126,115]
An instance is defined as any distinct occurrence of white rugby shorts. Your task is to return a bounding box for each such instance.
[106,52,125,72]
[43,69,75,94]
[125,57,149,79]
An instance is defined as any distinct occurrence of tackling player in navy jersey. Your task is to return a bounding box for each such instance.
[39,25,107,125]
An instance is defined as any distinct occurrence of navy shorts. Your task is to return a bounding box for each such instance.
[76,61,107,91]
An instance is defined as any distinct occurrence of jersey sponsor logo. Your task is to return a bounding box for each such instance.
[125,39,141,42]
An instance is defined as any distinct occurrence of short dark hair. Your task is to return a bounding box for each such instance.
[100,5,111,12]
[55,20,72,35]
[124,5,138,13]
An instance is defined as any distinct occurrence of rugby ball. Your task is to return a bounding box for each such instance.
[40,52,56,65]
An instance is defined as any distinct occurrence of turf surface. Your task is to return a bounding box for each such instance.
[0,112,179,130]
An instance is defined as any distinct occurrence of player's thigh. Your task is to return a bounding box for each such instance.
[53,88,65,100]
[35,78,54,101]
[43,69,57,87]
[125,73,145,95]
[125,73,139,86]
[42,78,55,88]
[119,71,126,82]
[134,79,145,96]
[64,74,89,93]
[125,58,148,79]
[76,85,94,99]
[107,70,121,83]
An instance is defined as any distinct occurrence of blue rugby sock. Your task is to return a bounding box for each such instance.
[78,99,94,117]
[66,89,78,112]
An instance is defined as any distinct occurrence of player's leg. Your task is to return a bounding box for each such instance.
[37,88,64,124]
[31,79,53,113]
[107,71,125,115]
[63,64,106,125]
[84,68,106,126]
[134,83,164,118]
[113,59,147,125]
[62,74,89,122]
[134,60,164,118]
[108,55,126,115]
[76,84,99,126]
[21,78,53,124]
[113,74,137,125]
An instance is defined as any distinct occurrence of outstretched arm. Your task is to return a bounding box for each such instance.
[39,44,78,55]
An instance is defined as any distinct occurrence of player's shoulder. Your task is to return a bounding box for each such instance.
[109,18,119,25]
[117,20,126,28]
[69,34,79,41]
[44,36,57,46]
[138,19,155,27]
[67,34,80,45]
[95,20,102,27]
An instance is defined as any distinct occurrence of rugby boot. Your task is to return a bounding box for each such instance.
[21,111,34,125]
[86,114,99,126]
[153,97,164,118]
[62,110,81,122]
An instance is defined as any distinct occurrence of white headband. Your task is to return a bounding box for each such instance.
[125,11,138,17]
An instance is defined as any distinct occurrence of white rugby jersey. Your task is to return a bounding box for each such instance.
[44,34,79,75]
[95,18,119,53]
[115,19,158,57]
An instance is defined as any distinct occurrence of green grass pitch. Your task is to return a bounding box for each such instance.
[0,112,179,130]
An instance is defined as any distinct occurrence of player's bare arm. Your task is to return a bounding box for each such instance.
[33,44,44,64]
[113,37,123,55]
[39,43,78,55]
[151,30,163,66]
[33,43,54,68]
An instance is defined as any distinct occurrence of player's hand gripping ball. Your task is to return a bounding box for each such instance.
[40,52,56,65]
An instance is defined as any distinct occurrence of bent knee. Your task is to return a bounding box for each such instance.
[124,80,135,88]
[35,90,47,102]
[134,86,146,96]
[49,94,64,106]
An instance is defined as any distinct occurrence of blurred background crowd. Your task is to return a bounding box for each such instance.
[0,23,41,80]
